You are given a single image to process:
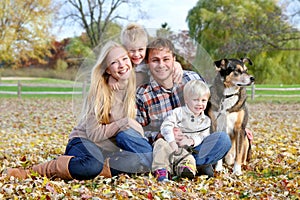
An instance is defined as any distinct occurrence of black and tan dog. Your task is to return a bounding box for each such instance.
[207,58,254,175]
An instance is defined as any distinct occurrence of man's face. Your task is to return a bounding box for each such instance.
[147,48,175,85]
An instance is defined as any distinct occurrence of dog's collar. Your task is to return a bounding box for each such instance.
[224,92,239,98]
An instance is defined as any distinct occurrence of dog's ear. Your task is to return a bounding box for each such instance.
[241,58,253,65]
[214,59,228,71]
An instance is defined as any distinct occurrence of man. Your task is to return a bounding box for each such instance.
[136,38,231,178]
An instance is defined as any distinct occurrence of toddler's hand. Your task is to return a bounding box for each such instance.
[173,127,184,142]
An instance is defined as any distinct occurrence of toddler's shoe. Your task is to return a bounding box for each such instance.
[154,168,169,182]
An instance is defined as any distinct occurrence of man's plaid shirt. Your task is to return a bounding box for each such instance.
[136,70,205,139]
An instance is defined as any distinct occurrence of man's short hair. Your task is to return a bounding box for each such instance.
[145,38,176,61]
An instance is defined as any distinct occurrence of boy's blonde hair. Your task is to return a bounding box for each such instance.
[121,22,148,48]
[83,41,136,124]
[183,80,210,100]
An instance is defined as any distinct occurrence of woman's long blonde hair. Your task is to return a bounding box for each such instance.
[84,41,136,124]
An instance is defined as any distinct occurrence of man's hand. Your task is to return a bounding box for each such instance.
[178,137,194,147]
[246,128,253,144]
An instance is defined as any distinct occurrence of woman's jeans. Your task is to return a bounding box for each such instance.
[193,131,231,165]
[65,129,153,180]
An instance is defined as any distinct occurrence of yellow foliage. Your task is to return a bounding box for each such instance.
[0,0,58,67]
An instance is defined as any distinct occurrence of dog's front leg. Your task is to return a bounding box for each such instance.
[232,127,246,176]
[215,160,223,172]
[232,162,242,176]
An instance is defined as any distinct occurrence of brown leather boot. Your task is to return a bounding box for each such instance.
[7,155,73,180]
[7,168,30,179]
[32,155,73,180]
[99,158,112,178]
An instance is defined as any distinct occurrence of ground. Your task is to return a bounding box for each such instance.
[0,98,299,199]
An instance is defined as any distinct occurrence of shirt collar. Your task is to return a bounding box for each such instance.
[150,79,179,93]
[183,105,205,119]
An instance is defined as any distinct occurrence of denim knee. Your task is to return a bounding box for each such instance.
[116,129,152,153]
[69,156,103,180]
[192,131,232,165]
[65,137,104,180]
[218,131,232,152]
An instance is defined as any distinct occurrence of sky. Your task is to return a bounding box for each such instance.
[52,0,199,40]
[53,0,299,40]
[134,0,199,31]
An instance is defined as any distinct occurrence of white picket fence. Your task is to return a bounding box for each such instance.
[248,85,300,100]
[1,81,300,99]
[0,81,87,98]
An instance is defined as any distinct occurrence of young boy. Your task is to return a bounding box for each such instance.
[152,80,211,181]
[120,22,149,86]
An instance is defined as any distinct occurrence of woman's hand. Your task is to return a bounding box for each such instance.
[117,117,144,136]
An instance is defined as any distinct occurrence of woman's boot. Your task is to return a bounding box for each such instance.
[7,155,73,180]
[99,158,112,178]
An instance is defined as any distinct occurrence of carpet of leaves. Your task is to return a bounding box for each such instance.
[0,98,299,199]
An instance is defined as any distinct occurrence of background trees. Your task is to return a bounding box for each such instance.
[186,0,300,83]
[61,0,142,48]
[0,0,58,68]
[0,0,299,84]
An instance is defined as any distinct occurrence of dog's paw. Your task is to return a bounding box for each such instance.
[215,161,224,172]
[232,163,242,176]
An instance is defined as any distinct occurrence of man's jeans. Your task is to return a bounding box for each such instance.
[65,129,153,180]
[193,131,231,165]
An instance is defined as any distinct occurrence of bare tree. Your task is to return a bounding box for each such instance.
[62,0,143,47]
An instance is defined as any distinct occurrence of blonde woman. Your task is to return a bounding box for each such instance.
[7,41,152,180]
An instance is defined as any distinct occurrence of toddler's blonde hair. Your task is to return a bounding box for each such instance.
[183,80,210,101]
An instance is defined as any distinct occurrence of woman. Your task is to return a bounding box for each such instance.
[8,41,153,180]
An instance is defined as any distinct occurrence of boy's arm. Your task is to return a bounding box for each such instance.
[173,61,183,84]
[189,127,210,147]
[160,108,181,143]
[108,75,120,90]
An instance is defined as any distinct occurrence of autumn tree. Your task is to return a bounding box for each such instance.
[186,0,300,57]
[186,0,300,84]
[0,0,59,68]
[62,0,143,48]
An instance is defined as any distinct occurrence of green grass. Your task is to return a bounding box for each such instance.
[0,77,81,98]
[0,77,75,84]
[1,78,300,103]
[246,84,300,103]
